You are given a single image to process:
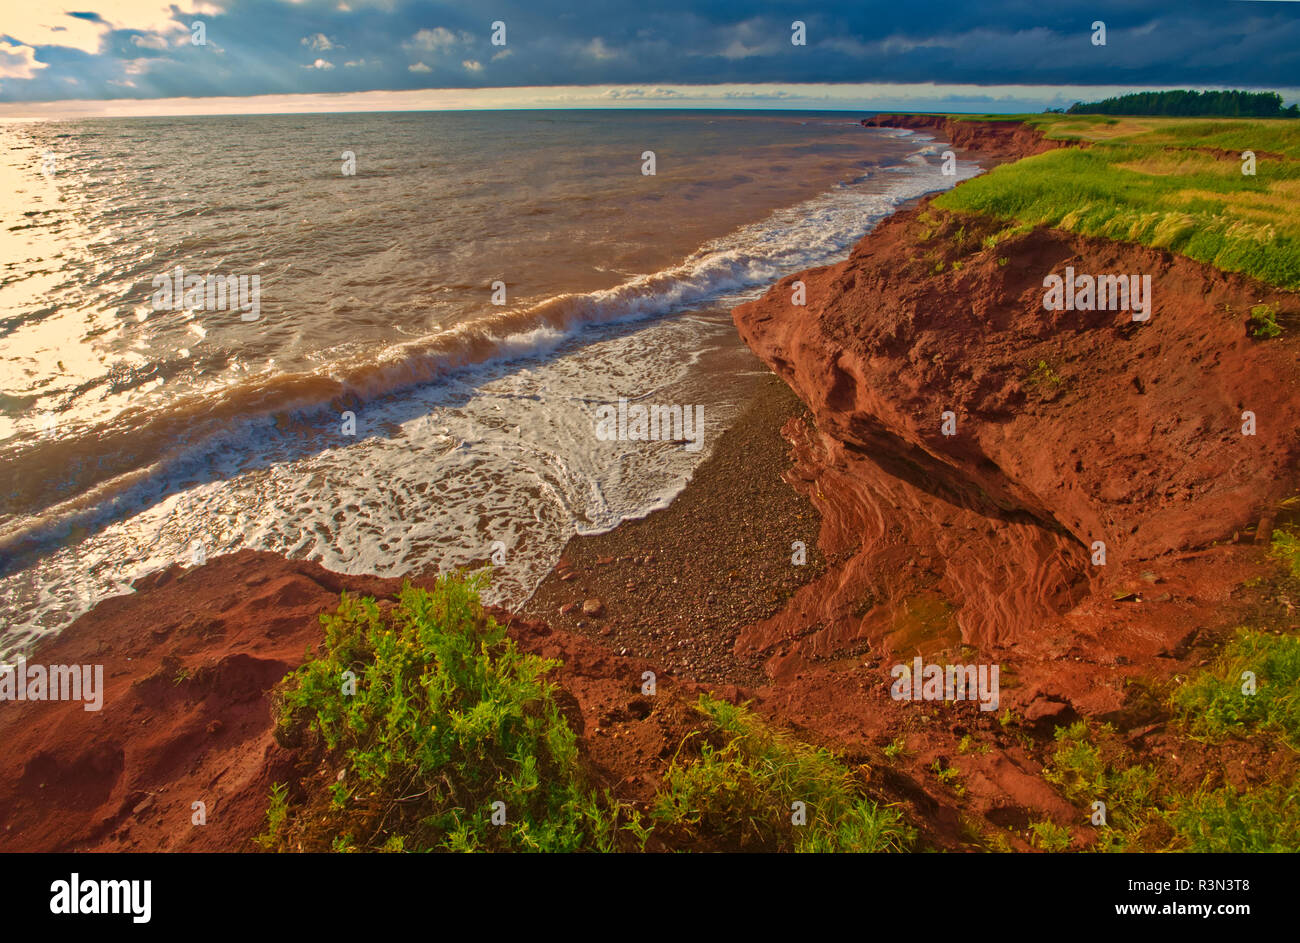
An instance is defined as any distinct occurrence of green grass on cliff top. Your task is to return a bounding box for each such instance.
[932,114,1300,290]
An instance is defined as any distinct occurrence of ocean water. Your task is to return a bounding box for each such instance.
[0,109,977,657]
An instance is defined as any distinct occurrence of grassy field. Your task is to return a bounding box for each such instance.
[934,114,1300,289]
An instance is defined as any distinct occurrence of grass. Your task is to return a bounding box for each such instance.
[933,115,1300,289]
[1040,635,1300,852]
[1270,525,1300,579]
[1170,628,1300,750]
[1041,720,1162,852]
[1249,303,1283,338]
[1169,781,1300,852]
[993,114,1300,159]
[651,695,914,852]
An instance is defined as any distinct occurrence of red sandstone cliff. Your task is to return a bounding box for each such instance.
[862,113,1069,160]
[732,148,1299,675]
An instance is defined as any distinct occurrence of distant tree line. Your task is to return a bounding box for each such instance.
[1064,90,1299,118]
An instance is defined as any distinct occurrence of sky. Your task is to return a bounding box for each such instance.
[1,1,1298,116]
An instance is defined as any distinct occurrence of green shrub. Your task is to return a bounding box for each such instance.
[1248,303,1282,339]
[651,695,913,852]
[267,576,622,852]
[1171,628,1300,749]
[1169,781,1300,852]
[1042,721,1162,852]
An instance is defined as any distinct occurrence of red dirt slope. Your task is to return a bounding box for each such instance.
[0,552,699,852]
[732,200,1300,686]
[862,113,1069,160]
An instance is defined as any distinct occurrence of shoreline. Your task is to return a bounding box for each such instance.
[520,371,828,688]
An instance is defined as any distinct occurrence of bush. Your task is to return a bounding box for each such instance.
[1248,303,1282,339]
[1170,781,1300,852]
[650,695,913,852]
[1171,628,1300,749]
[267,576,621,852]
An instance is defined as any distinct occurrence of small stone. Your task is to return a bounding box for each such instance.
[559,571,578,582]
[582,598,606,617]
[133,795,155,816]
[596,556,615,566]
[559,602,579,616]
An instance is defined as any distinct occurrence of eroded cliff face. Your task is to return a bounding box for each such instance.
[862,114,1070,160]
[732,199,1300,669]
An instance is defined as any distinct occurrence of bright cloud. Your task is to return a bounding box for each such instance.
[301,33,338,52]
[405,27,467,53]
[0,40,47,81]
[5,2,212,54]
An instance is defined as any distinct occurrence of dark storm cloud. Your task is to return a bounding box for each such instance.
[2,0,1298,102]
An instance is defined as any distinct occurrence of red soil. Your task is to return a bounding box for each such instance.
[861,113,1069,160]
[0,552,703,851]
[727,137,1300,838]
[733,207,1300,663]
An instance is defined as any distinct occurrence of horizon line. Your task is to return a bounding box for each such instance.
[4,81,1297,121]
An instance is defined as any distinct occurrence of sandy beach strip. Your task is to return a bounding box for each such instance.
[521,372,830,688]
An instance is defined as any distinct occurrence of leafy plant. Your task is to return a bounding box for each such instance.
[255,782,290,851]
[1025,359,1065,389]
[929,758,966,796]
[883,735,909,759]
[266,576,623,852]
[1169,781,1300,852]
[1171,628,1300,749]
[1248,303,1282,339]
[1028,819,1072,851]
[651,695,913,852]
[1271,526,1300,580]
